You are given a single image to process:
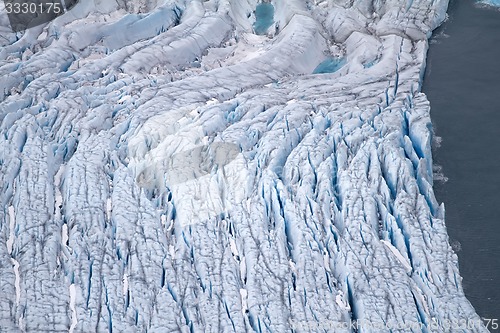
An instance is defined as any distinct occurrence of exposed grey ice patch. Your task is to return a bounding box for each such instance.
[134,142,240,187]
[0,0,489,332]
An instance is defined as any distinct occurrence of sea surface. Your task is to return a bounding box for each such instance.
[422,0,500,323]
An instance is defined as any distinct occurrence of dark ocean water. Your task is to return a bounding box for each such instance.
[422,0,500,323]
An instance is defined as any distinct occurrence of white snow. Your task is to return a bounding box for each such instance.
[122,273,129,296]
[106,198,112,221]
[239,288,248,315]
[336,291,350,311]
[61,223,68,248]
[7,206,15,254]
[68,284,78,333]
[381,240,413,273]
[11,258,20,305]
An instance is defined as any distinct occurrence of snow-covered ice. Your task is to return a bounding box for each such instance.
[477,0,500,8]
[0,0,489,332]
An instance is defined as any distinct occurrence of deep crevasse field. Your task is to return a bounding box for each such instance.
[0,0,489,332]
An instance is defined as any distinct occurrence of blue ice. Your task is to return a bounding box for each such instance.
[312,57,346,74]
[253,3,274,35]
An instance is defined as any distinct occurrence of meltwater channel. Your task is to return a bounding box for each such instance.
[422,0,500,322]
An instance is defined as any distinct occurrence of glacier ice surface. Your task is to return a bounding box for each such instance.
[0,0,489,332]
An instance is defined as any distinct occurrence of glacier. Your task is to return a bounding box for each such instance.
[0,0,490,332]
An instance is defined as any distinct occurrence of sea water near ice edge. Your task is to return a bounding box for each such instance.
[422,0,500,321]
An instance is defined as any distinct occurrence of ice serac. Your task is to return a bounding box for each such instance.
[0,0,488,332]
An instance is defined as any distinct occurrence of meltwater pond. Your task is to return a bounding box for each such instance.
[422,0,500,321]
[478,0,500,7]
[253,3,274,35]
[313,57,346,74]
